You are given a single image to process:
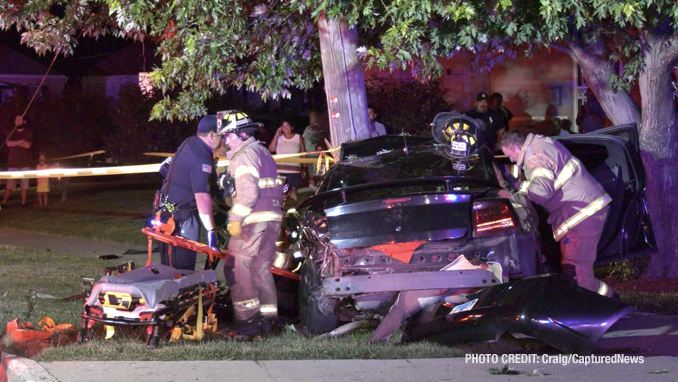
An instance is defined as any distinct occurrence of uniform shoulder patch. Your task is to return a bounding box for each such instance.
[202,164,212,173]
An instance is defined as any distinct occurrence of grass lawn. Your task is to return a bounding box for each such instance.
[0,245,463,361]
[0,177,161,246]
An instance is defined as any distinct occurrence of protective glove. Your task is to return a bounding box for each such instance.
[228,221,242,238]
[206,229,219,251]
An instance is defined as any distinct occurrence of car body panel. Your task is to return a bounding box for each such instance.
[401,274,635,355]
[326,194,471,249]
[322,268,501,296]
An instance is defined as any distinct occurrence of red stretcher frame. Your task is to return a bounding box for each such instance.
[141,227,299,281]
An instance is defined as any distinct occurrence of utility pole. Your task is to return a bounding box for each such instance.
[317,13,370,147]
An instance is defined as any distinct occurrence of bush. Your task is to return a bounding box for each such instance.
[365,79,452,136]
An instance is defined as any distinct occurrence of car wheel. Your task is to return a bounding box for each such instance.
[299,259,340,335]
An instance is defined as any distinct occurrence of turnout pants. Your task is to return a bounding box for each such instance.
[224,221,281,321]
[559,206,613,296]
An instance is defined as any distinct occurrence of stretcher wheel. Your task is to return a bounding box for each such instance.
[146,326,160,349]
[77,328,85,344]
[77,318,92,344]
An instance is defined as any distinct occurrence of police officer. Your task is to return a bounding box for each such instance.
[465,92,505,152]
[498,130,615,298]
[217,110,282,336]
[158,115,221,271]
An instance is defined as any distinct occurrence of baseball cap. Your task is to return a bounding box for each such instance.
[197,115,218,134]
[476,92,489,101]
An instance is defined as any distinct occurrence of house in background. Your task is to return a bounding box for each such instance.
[0,45,67,103]
[78,41,157,100]
[365,49,586,132]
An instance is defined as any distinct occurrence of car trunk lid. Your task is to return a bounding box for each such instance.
[326,194,471,249]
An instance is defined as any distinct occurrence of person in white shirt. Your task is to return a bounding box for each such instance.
[269,120,306,201]
[367,105,387,137]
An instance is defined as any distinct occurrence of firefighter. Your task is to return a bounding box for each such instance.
[217,110,283,336]
[498,130,615,298]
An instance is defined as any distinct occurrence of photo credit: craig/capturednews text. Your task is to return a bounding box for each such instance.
[465,354,644,366]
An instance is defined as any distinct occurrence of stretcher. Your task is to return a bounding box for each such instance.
[78,227,299,349]
[78,264,220,348]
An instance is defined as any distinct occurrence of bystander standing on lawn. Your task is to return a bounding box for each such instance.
[36,152,51,207]
[2,115,33,208]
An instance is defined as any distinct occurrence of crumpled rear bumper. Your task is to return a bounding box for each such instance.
[401,273,634,354]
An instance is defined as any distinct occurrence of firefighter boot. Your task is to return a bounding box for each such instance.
[260,316,282,335]
[225,313,263,338]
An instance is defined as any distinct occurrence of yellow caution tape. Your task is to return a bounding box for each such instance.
[143,152,176,158]
[0,163,161,179]
[0,147,341,180]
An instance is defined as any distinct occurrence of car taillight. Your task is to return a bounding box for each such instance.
[472,199,518,237]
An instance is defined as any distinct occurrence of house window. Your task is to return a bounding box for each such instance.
[0,86,14,104]
[549,86,563,106]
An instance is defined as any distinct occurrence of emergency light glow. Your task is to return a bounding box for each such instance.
[444,194,459,202]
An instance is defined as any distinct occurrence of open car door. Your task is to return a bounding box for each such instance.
[555,123,656,264]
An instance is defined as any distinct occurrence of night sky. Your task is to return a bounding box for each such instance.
[0,29,141,77]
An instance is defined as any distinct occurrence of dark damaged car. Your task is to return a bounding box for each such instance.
[293,113,656,350]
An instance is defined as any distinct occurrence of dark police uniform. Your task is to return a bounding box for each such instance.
[159,136,216,270]
[464,108,504,151]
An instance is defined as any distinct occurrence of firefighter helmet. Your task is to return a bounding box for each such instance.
[431,112,482,158]
[216,110,263,136]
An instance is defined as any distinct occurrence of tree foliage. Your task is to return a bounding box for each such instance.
[2,1,677,123]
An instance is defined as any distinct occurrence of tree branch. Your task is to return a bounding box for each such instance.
[549,41,572,56]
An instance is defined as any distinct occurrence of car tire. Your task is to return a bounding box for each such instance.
[299,259,340,335]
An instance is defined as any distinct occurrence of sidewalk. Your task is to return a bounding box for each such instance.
[3,355,678,382]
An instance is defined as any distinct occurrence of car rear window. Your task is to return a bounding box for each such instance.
[324,146,499,191]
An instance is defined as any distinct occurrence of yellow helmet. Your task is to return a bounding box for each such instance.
[216,110,262,136]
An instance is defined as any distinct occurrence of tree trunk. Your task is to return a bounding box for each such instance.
[567,40,641,126]
[317,13,370,147]
[568,33,678,278]
[637,31,678,278]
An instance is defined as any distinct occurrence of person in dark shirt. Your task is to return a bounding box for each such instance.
[489,92,513,130]
[3,116,33,208]
[576,88,606,133]
[158,115,221,270]
[465,92,505,152]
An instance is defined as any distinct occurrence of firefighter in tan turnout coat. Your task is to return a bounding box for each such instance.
[217,110,283,336]
[499,131,615,298]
